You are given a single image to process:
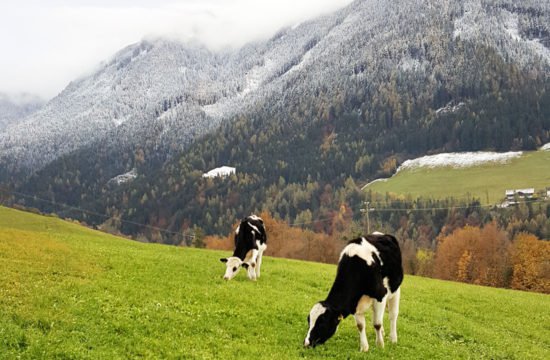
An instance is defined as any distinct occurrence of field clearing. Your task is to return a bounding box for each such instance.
[365,150,550,204]
[0,206,549,359]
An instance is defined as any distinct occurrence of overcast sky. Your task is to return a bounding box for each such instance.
[0,0,352,99]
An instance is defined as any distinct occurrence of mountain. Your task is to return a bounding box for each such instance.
[0,92,44,131]
[0,10,357,177]
[0,40,223,175]
[6,0,550,239]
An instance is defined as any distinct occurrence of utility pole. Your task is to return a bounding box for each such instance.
[360,201,372,234]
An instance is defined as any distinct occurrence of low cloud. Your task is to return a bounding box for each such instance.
[0,0,352,99]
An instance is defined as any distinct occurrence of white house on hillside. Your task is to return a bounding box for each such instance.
[505,188,535,201]
[202,166,236,179]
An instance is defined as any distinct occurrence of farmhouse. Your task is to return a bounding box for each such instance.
[505,188,535,201]
[202,166,236,179]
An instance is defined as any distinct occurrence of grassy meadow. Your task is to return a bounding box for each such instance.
[0,206,549,359]
[365,149,550,204]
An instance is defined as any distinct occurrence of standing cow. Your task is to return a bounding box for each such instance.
[220,215,267,281]
[304,232,403,352]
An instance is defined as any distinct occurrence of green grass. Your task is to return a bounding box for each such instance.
[365,150,550,204]
[0,206,549,359]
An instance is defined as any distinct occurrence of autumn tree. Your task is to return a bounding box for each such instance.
[433,222,511,287]
[510,233,550,294]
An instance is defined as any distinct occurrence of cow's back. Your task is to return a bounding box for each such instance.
[364,234,403,293]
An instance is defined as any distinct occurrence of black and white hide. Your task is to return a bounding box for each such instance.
[304,232,403,352]
[220,215,267,281]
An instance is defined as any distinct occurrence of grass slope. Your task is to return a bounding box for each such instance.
[365,150,550,204]
[0,206,549,359]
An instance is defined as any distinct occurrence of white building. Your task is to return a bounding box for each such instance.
[505,188,535,201]
[202,166,236,179]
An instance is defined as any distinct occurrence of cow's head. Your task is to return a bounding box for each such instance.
[304,302,342,348]
[220,256,249,280]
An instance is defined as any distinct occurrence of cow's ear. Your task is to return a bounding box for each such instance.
[220,258,228,263]
[242,262,249,269]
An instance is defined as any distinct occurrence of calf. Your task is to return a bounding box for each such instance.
[220,215,267,281]
[304,232,403,352]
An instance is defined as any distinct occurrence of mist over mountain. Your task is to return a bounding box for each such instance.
[0,92,44,132]
[3,0,550,240]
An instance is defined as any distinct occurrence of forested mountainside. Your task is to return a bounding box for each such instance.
[0,93,44,131]
[5,0,550,241]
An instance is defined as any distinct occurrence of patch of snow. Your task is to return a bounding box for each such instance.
[397,151,523,172]
[435,102,465,115]
[453,4,483,40]
[241,58,275,96]
[503,12,521,41]
[112,117,126,127]
[108,168,137,185]
[399,58,422,72]
[289,48,314,74]
[202,166,236,178]
[201,103,223,118]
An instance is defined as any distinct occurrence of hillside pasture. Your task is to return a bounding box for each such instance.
[0,206,549,359]
[365,150,550,204]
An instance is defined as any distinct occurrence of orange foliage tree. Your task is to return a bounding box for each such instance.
[433,222,511,287]
[510,233,550,294]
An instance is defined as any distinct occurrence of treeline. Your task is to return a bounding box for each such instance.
[432,223,549,293]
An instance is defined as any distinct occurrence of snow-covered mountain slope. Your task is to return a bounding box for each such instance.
[0,40,224,173]
[0,93,44,132]
[1,0,549,178]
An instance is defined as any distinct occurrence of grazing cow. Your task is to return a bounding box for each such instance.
[304,232,403,352]
[220,215,267,281]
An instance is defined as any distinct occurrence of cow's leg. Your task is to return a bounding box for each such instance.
[388,287,400,343]
[256,250,263,278]
[354,313,369,352]
[372,298,387,348]
[247,249,259,280]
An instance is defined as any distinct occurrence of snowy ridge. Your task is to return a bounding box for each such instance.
[454,0,550,66]
[397,152,523,172]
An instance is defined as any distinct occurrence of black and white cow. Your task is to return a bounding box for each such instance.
[304,232,403,352]
[220,215,267,281]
